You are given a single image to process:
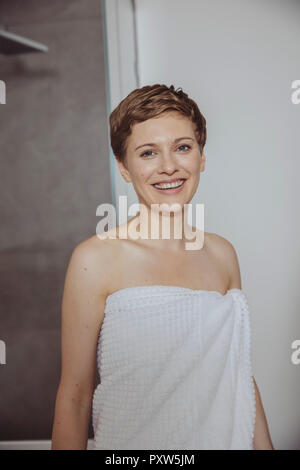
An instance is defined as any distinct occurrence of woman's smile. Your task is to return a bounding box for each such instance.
[152,177,187,194]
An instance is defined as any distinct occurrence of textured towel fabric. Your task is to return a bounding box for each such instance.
[92,285,256,450]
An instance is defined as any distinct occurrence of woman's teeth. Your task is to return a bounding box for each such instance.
[153,179,185,190]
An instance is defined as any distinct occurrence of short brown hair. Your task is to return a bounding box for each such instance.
[109,84,207,164]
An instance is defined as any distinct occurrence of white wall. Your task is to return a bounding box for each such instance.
[103,0,139,218]
[133,0,300,450]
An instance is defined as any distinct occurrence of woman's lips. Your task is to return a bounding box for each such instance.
[151,179,187,195]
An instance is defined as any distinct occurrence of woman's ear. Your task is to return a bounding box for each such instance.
[200,152,206,172]
[115,157,132,183]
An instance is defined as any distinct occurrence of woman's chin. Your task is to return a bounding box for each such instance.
[149,198,188,214]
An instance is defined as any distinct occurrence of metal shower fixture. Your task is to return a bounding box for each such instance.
[0,26,48,55]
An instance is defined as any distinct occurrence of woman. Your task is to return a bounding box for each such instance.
[51,84,274,450]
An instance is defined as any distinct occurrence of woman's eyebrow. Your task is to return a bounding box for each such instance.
[134,136,194,151]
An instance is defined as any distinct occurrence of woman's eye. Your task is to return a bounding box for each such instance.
[140,145,191,158]
[178,144,191,151]
[140,150,154,158]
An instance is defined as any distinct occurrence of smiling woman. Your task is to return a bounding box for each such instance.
[113,111,205,216]
[51,84,274,450]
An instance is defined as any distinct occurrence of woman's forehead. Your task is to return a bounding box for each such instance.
[129,113,195,142]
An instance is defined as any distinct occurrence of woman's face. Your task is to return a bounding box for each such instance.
[116,111,205,209]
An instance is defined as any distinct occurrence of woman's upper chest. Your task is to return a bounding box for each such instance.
[109,235,229,293]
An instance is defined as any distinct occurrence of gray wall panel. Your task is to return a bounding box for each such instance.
[0,0,112,440]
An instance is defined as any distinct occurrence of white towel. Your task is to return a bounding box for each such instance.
[92,286,256,450]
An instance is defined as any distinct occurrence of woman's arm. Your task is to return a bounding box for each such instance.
[252,377,274,450]
[51,237,109,450]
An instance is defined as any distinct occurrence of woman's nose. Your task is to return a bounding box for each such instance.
[158,151,177,173]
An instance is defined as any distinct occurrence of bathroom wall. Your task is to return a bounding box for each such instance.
[0,0,112,440]
[133,0,300,449]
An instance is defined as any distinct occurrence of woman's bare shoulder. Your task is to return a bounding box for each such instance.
[205,232,242,289]
[205,232,235,252]
[68,234,121,298]
[74,232,119,256]
[72,217,142,284]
